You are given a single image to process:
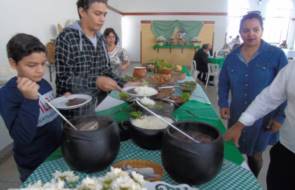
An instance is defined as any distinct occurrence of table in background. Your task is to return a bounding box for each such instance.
[208,57,225,68]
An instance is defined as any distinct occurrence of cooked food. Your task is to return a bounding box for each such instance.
[140,97,155,106]
[173,130,213,143]
[149,74,172,85]
[66,98,86,106]
[155,88,174,99]
[171,92,190,104]
[131,115,173,130]
[134,86,158,96]
[180,81,197,92]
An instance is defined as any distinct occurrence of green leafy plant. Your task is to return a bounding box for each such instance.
[152,59,174,72]
[129,111,143,119]
[118,92,130,101]
[180,92,191,102]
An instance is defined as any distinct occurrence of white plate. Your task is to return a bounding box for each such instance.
[50,94,92,110]
[123,86,158,97]
[145,181,198,190]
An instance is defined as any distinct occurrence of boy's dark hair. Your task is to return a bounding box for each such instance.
[76,0,108,18]
[6,33,46,63]
[239,11,264,32]
[103,27,119,45]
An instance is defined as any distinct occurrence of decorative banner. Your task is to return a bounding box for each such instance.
[151,20,203,43]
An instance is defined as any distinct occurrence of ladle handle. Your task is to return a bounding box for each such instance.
[38,93,78,130]
[135,99,200,144]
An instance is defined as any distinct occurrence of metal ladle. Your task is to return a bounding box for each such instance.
[38,93,78,130]
[135,98,200,144]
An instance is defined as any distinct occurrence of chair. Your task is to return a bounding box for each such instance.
[191,60,198,81]
[205,63,220,88]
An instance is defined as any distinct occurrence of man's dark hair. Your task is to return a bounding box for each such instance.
[239,11,264,32]
[6,33,46,63]
[202,43,209,50]
[76,0,108,18]
[103,27,119,45]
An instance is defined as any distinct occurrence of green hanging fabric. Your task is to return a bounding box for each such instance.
[151,21,177,40]
[151,20,204,42]
[180,21,203,41]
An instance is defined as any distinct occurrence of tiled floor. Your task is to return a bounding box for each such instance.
[0,156,21,189]
[0,71,269,190]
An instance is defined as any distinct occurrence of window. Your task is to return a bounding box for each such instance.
[264,0,293,45]
[226,0,250,43]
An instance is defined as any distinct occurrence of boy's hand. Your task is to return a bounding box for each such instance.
[17,77,39,100]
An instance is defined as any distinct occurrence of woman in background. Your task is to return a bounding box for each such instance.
[104,28,129,76]
[218,12,287,177]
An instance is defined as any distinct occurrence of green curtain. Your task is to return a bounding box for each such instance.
[151,20,203,41]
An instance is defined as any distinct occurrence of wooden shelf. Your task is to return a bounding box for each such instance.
[153,44,200,53]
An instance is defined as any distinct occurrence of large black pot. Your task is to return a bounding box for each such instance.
[130,120,165,150]
[62,116,120,173]
[161,122,224,185]
[129,115,172,150]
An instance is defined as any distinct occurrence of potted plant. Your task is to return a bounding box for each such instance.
[153,59,174,74]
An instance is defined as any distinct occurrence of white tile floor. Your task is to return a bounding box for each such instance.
[0,69,269,190]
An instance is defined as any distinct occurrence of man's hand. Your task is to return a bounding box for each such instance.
[220,107,230,120]
[96,76,120,92]
[17,77,39,100]
[224,121,245,147]
[266,120,282,133]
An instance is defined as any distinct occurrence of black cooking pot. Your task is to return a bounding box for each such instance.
[129,115,173,150]
[62,116,120,173]
[161,121,224,185]
[130,120,165,150]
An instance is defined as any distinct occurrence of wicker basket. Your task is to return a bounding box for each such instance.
[112,160,164,181]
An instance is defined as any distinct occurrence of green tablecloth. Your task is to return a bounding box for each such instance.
[208,57,225,68]
[25,141,261,190]
[22,81,261,189]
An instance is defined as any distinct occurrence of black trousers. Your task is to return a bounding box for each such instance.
[267,142,295,190]
[197,72,214,83]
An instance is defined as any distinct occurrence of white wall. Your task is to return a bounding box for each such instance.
[109,0,228,12]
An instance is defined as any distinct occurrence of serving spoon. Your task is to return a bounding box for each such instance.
[135,98,200,145]
[38,93,78,130]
